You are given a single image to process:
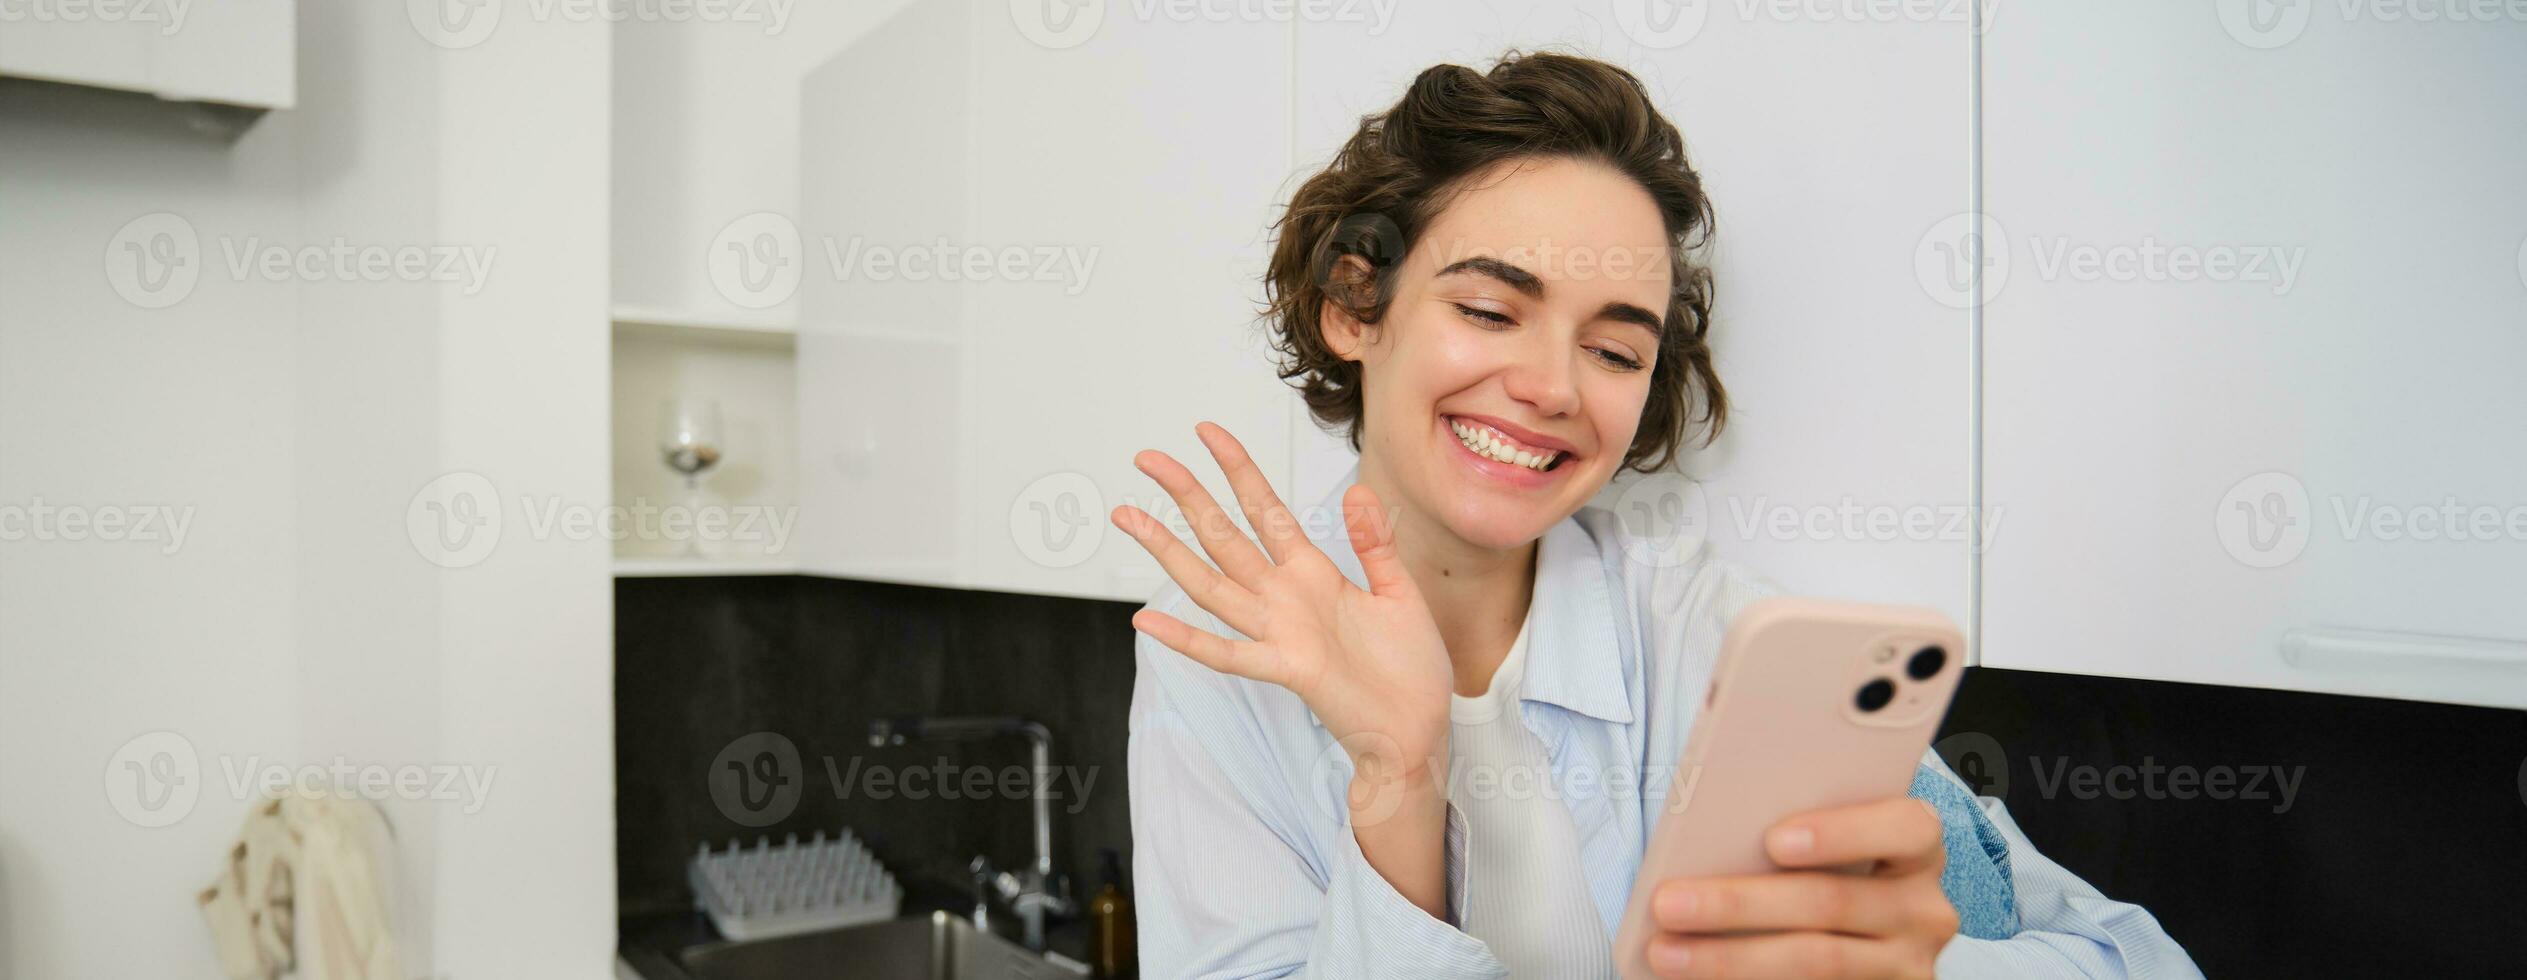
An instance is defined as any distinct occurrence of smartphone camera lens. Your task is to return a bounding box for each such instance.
[1906,645,1948,680]
[1854,678,1896,713]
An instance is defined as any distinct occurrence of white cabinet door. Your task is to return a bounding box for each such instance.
[1981,5,2527,707]
[155,0,293,107]
[797,1,1298,603]
[0,0,292,109]
[1292,3,1979,627]
[959,3,1297,602]
[796,0,976,587]
[0,8,152,94]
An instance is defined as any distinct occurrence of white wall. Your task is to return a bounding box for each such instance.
[430,11,614,973]
[0,5,613,977]
[1,74,307,980]
[291,1,452,968]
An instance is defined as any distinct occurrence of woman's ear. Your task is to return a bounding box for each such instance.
[1318,253,1378,363]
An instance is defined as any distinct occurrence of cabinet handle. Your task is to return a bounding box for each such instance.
[2279,627,2527,677]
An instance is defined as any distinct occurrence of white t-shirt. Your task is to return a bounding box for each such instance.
[1446,614,1617,978]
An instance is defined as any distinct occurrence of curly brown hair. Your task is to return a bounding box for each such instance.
[1263,51,1725,473]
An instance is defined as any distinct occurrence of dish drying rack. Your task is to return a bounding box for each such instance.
[689,829,903,941]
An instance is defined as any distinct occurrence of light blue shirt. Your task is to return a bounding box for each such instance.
[1127,475,2204,978]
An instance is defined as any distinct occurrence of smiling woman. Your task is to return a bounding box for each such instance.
[1304,155,1690,555]
[1265,53,1725,479]
[1113,51,2200,980]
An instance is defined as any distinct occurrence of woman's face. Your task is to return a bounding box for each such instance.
[1332,156,1674,553]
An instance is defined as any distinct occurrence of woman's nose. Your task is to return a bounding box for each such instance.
[1501,335,1581,418]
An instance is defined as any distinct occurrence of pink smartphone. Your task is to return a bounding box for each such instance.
[1612,597,1965,978]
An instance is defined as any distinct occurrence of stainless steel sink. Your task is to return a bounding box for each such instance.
[632,911,1089,980]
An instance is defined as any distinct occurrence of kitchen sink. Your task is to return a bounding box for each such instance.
[625,911,1090,980]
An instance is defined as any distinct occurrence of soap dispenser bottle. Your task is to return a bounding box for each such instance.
[1089,848,1136,979]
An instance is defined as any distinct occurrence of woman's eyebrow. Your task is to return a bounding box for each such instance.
[1435,256,1544,297]
[1597,301,1664,333]
[1438,255,1664,332]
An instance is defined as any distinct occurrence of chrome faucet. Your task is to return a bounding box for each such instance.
[868,716,1074,950]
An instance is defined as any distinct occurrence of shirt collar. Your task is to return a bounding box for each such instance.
[1307,468,1636,729]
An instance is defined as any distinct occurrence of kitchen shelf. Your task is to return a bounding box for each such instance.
[611,304,797,343]
[612,555,800,578]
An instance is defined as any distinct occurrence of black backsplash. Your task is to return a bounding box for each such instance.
[615,575,1141,920]
[1937,666,2527,978]
[618,576,2526,976]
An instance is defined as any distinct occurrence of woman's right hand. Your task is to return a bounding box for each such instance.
[1113,422,1455,790]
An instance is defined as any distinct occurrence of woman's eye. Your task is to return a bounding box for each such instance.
[1451,303,1514,327]
[1590,346,1646,371]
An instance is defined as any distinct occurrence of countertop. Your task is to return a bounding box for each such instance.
[617,871,1100,973]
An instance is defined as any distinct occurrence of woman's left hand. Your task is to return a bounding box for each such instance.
[1646,796,1960,979]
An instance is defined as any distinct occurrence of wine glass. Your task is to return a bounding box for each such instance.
[658,398,723,556]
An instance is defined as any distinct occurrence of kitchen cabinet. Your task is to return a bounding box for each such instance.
[1978,4,2527,708]
[796,0,1295,602]
[610,12,810,334]
[792,1,2525,710]
[0,0,293,110]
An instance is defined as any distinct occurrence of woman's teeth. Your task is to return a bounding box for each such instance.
[1450,419,1562,472]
